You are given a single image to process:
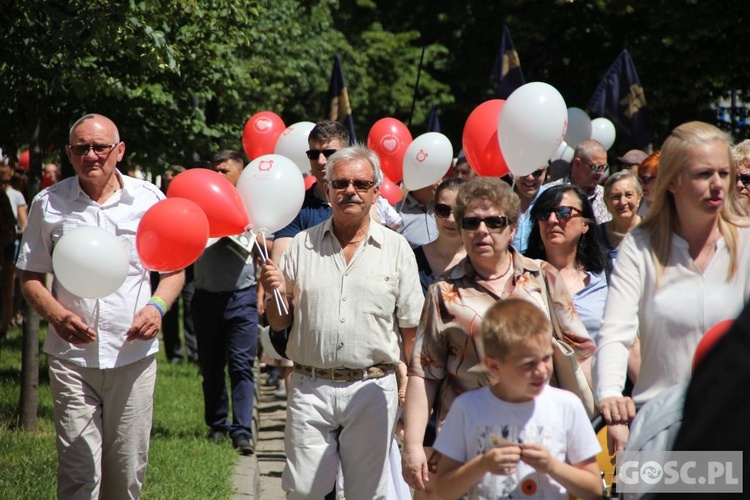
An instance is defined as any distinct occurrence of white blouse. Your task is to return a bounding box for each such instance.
[593,226,750,405]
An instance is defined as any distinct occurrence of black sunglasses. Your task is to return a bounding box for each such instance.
[583,161,608,174]
[434,203,454,218]
[638,175,655,185]
[306,149,338,160]
[329,178,376,191]
[736,174,750,186]
[538,206,583,222]
[460,215,512,231]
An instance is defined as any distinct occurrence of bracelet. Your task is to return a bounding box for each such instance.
[147,296,168,318]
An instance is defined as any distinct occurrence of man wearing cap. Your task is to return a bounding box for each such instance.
[616,149,648,175]
[261,145,423,499]
[548,139,612,224]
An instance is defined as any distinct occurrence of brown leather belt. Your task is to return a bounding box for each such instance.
[293,363,397,382]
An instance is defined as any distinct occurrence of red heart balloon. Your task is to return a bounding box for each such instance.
[137,198,209,272]
[242,111,286,161]
[367,117,412,184]
[167,169,249,237]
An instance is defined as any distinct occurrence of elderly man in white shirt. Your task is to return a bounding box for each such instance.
[261,145,424,499]
[17,114,184,499]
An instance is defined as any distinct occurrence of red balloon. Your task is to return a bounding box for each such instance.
[18,150,30,170]
[367,118,412,184]
[693,320,733,371]
[167,169,248,237]
[242,112,285,161]
[303,174,316,190]
[379,175,402,206]
[462,100,509,177]
[137,198,209,272]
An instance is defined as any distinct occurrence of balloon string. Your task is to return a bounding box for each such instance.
[253,231,288,316]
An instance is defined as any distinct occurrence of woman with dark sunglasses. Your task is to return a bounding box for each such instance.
[402,177,595,496]
[730,139,750,215]
[411,178,466,294]
[526,185,611,346]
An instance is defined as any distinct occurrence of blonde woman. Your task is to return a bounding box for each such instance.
[593,121,750,452]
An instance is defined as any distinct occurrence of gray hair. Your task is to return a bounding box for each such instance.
[574,139,606,162]
[604,170,642,198]
[325,144,383,187]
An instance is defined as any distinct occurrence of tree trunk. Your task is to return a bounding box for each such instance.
[17,113,43,432]
[17,307,40,431]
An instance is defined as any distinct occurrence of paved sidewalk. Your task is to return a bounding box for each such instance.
[232,374,286,499]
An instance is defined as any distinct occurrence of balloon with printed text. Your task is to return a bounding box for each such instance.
[367,117,412,183]
[402,132,453,191]
[236,154,306,235]
[242,111,286,161]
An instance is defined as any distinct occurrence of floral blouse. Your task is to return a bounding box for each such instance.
[409,248,595,423]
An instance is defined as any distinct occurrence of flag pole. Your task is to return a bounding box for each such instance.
[408,47,426,129]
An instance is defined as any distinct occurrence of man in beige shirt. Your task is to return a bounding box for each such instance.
[261,145,424,499]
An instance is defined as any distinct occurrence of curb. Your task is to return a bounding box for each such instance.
[232,453,260,499]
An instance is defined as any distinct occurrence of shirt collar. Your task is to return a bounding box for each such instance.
[322,216,385,247]
[70,170,135,203]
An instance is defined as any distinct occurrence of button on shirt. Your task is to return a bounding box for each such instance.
[279,218,424,369]
[16,173,165,369]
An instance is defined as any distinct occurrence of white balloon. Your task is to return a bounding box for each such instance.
[274,121,316,174]
[565,108,592,148]
[52,226,129,299]
[237,154,306,235]
[402,132,453,191]
[497,82,568,177]
[550,141,575,163]
[205,237,221,248]
[590,117,616,150]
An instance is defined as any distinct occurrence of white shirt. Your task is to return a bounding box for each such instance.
[434,385,601,499]
[5,186,26,220]
[279,217,424,369]
[593,227,750,404]
[17,172,165,369]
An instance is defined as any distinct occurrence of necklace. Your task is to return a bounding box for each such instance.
[478,255,513,281]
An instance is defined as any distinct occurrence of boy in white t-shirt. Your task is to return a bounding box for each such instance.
[433,299,602,499]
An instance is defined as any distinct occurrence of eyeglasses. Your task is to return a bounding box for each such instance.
[582,160,608,174]
[638,175,655,185]
[67,143,120,157]
[434,203,454,218]
[736,174,750,186]
[460,215,512,231]
[329,178,376,191]
[538,206,583,222]
[306,149,338,160]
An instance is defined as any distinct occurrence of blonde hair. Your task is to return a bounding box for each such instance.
[731,139,750,168]
[640,121,747,283]
[481,299,551,360]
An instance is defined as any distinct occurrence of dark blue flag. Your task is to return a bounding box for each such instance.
[490,25,526,99]
[425,104,440,133]
[587,49,654,149]
[328,54,357,145]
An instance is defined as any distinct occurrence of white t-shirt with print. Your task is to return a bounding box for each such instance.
[434,385,600,499]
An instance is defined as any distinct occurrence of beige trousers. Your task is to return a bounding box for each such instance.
[49,355,157,500]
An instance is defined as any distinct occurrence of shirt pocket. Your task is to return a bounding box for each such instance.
[363,270,399,318]
[113,221,140,267]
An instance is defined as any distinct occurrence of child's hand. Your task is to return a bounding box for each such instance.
[480,445,521,476]
[519,442,553,473]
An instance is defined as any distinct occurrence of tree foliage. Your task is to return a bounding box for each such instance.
[1,0,749,175]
